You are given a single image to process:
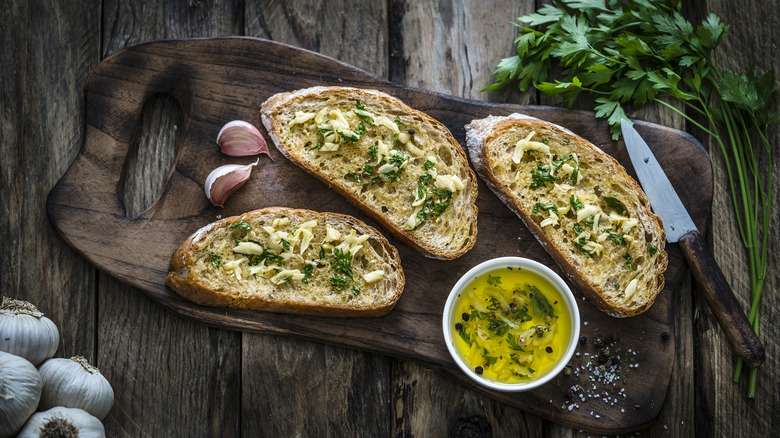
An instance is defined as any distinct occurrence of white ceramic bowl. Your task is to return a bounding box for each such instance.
[442,257,581,392]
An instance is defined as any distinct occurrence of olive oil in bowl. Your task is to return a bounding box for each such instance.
[443,257,580,392]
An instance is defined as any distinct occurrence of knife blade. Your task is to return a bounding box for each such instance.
[621,119,765,368]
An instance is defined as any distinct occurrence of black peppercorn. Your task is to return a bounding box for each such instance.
[545,346,553,353]
[579,336,588,345]
[462,312,470,321]
[475,366,483,374]
[455,323,463,331]
[662,331,670,340]
[408,128,415,135]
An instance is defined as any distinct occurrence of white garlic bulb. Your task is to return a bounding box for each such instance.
[38,356,114,420]
[0,351,42,438]
[0,297,60,366]
[16,407,105,438]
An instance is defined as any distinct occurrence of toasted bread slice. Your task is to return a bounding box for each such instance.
[166,207,404,317]
[261,86,478,259]
[465,114,667,317]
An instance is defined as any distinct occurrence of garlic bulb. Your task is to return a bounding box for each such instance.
[38,356,114,420]
[217,120,271,157]
[16,407,105,438]
[204,159,259,207]
[0,297,60,366]
[0,351,42,438]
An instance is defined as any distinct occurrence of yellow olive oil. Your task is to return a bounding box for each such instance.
[450,267,572,384]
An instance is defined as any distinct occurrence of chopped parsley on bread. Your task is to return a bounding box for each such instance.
[466,114,667,317]
[166,207,404,317]
[261,86,478,259]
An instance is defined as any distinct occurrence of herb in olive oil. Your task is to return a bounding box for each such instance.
[451,267,572,384]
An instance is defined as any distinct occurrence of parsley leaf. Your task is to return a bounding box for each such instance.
[487,274,502,287]
[329,275,351,291]
[302,264,314,284]
[528,285,555,319]
[206,251,221,269]
[647,243,658,256]
[530,164,559,189]
[603,196,626,214]
[228,219,252,230]
[331,247,354,279]
[532,202,558,214]
[570,194,584,212]
[506,333,526,351]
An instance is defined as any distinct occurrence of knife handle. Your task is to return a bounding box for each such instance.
[679,230,765,368]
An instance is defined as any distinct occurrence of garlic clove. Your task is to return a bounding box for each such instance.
[217,120,271,158]
[0,297,60,366]
[204,159,259,208]
[38,356,114,421]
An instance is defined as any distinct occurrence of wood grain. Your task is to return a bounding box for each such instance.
[5,1,776,436]
[388,2,542,435]
[96,1,244,435]
[46,37,710,433]
[244,2,394,436]
[680,230,765,368]
[0,0,100,369]
[689,0,780,436]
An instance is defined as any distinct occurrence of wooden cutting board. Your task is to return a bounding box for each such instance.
[46,37,711,434]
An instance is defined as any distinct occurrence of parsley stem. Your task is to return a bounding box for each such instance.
[654,99,717,138]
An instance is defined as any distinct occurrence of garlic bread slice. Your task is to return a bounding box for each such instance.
[261,86,478,259]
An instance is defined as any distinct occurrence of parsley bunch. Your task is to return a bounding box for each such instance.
[486,0,778,398]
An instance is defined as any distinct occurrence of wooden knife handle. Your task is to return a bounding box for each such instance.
[679,230,765,368]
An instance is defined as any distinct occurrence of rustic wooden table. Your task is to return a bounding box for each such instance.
[2,1,777,436]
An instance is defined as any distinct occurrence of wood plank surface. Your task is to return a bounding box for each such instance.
[0,0,101,402]
[46,37,704,434]
[2,1,778,437]
[98,1,244,436]
[687,1,780,437]
[243,2,393,436]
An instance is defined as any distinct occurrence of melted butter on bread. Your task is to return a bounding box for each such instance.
[261,86,478,260]
[465,114,668,317]
[166,208,404,317]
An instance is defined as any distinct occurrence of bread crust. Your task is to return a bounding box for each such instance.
[261,86,479,260]
[166,207,405,317]
[466,115,668,317]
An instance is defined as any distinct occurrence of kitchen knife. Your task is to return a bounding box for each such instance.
[621,119,765,368]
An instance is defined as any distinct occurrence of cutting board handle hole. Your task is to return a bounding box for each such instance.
[121,93,183,218]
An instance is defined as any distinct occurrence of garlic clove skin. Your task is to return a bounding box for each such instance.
[217,120,271,158]
[17,407,105,438]
[0,351,42,438]
[0,297,60,366]
[38,356,114,421]
[204,159,259,208]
